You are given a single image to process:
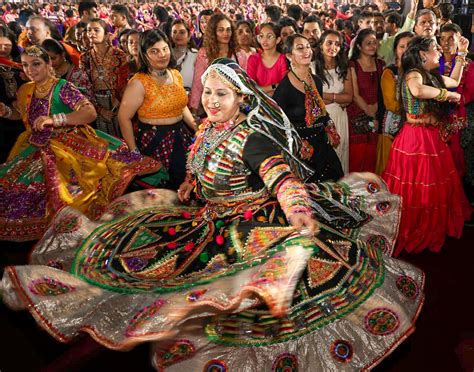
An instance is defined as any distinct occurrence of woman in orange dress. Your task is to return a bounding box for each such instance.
[119,29,197,190]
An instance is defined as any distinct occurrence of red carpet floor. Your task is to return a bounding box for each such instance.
[1,226,473,371]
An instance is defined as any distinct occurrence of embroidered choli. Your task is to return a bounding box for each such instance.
[188,120,312,219]
[131,70,188,120]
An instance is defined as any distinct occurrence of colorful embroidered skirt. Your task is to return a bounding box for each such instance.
[2,173,424,370]
[383,123,472,255]
[0,126,163,241]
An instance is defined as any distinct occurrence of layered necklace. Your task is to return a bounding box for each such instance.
[34,76,58,99]
[91,44,110,81]
[291,68,326,128]
[189,111,242,174]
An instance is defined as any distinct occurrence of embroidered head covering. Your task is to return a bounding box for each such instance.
[202,58,314,180]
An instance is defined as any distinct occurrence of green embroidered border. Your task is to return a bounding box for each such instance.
[205,247,385,347]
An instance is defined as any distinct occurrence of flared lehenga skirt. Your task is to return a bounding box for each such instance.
[2,173,425,370]
[383,124,472,256]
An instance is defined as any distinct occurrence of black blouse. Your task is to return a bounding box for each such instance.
[273,73,323,125]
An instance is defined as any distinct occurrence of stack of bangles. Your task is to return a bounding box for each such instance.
[52,113,67,127]
[2,105,12,119]
[435,88,448,102]
[456,51,468,66]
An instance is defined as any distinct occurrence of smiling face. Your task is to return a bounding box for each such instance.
[202,75,240,123]
[288,36,313,68]
[21,54,51,83]
[420,40,441,70]
[321,33,341,59]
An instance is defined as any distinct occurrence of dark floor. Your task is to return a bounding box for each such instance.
[0,226,473,372]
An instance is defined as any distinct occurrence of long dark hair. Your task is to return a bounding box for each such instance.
[203,13,237,63]
[351,28,376,61]
[138,29,176,74]
[314,30,348,87]
[42,38,73,64]
[399,36,448,122]
[0,25,20,61]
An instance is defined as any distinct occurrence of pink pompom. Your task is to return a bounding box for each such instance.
[243,210,253,221]
[215,235,225,245]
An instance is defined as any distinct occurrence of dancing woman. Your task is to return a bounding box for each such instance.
[2,58,424,371]
[383,36,472,255]
[0,46,160,241]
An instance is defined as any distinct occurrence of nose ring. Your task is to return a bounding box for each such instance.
[214,102,220,108]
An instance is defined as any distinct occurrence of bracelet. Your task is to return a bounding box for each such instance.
[130,148,141,155]
[2,105,12,119]
[52,113,67,127]
[455,56,467,67]
[434,88,448,102]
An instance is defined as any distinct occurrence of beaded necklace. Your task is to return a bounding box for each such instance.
[291,69,327,128]
[188,112,242,175]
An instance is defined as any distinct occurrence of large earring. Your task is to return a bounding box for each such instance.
[239,96,251,114]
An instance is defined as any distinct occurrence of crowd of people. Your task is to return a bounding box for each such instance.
[0,0,472,370]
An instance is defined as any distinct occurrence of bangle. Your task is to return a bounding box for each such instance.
[434,88,448,102]
[2,105,12,119]
[455,56,467,66]
[52,113,67,127]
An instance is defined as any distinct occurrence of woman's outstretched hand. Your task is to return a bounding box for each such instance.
[289,213,320,236]
[177,180,194,203]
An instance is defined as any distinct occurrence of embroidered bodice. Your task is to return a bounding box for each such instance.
[131,70,188,120]
[401,69,436,116]
[189,123,261,202]
[188,120,312,218]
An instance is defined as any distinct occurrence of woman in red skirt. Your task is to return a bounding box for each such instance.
[383,36,472,256]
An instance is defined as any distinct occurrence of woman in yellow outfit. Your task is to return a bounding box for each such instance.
[375,31,414,174]
[0,46,161,242]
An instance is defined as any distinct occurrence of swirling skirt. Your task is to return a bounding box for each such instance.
[2,173,424,370]
[383,123,472,256]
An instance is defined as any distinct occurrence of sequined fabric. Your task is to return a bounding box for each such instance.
[131,71,188,120]
[2,121,424,370]
[0,81,162,241]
